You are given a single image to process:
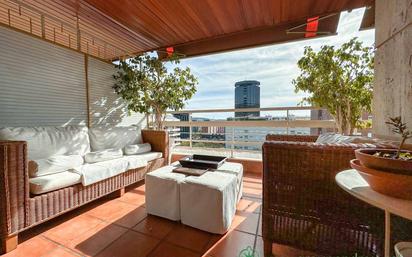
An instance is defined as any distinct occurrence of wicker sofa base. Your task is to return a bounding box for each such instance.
[28,158,164,228]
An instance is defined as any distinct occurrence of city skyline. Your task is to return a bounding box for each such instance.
[170,7,375,120]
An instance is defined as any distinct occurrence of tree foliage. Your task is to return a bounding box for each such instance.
[293,38,374,135]
[113,53,198,130]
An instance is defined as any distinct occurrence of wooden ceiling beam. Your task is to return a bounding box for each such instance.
[157,14,340,59]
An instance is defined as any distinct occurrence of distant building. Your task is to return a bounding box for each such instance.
[310,109,333,135]
[234,80,260,118]
[173,113,189,139]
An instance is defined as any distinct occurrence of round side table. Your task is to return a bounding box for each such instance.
[336,169,412,257]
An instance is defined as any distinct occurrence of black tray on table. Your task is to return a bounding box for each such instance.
[178,154,227,170]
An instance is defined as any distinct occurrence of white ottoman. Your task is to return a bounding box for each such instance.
[145,164,186,221]
[215,162,243,202]
[180,172,238,234]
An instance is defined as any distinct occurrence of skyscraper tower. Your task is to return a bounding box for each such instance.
[234,80,260,117]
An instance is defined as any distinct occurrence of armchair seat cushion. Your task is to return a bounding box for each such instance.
[30,171,82,195]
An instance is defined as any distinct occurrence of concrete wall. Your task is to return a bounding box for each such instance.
[373,0,412,140]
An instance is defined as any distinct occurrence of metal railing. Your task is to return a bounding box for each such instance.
[157,106,337,158]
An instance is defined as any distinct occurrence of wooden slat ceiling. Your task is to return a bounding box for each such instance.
[0,0,374,60]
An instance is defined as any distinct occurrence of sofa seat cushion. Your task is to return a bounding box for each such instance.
[0,126,90,160]
[71,158,129,186]
[133,152,163,162]
[124,143,151,155]
[84,148,123,163]
[30,172,82,195]
[121,155,148,170]
[89,127,142,151]
[29,155,84,178]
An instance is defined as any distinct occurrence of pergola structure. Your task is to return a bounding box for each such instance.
[0,0,373,60]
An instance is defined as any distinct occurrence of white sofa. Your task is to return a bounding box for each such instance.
[0,126,163,194]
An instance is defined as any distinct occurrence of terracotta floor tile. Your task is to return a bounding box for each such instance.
[85,200,147,228]
[207,231,263,257]
[43,247,81,257]
[132,215,176,239]
[165,225,212,252]
[70,222,128,256]
[232,212,260,235]
[42,214,103,246]
[243,175,262,183]
[237,198,261,214]
[117,188,146,207]
[243,186,262,199]
[243,181,263,190]
[149,242,199,257]
[95,230,159,257]
[272,243,317,257]
[2,236,58,257]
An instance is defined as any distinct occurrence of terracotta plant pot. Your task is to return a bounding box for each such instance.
[355,148,412,175]
[350,159,412,200]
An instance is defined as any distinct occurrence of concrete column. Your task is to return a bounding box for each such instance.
[373,0,412,139]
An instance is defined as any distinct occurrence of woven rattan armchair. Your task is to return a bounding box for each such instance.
[262,134,384,257]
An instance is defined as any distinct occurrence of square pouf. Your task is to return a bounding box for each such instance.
[180,172,238,234]
[145,165,186,221]
[215,162,243,202]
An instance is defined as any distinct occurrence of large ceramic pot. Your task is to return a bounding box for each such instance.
[350,159,412,200]
[355,149,412,175]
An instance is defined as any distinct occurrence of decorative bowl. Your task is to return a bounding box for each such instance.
[350,159,412,200]
[355,149,412,175]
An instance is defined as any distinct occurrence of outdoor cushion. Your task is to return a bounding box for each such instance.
[145,164,187,220]
[84,148,123,163]
[315,133,361,144]
[133,151,162,162]
[29,155,84,178]
[121,155,148,170]
[30,171,82,195]
[124,143,151,155]
[0,126,90,160]
[88,126,142,151]
[71,158,129,186]
[180,172,238,234]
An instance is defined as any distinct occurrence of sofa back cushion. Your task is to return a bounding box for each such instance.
[0,126,90,160]
[89,126,142,151]
[315,133,362,144]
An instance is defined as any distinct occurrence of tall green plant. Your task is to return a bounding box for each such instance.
[113,54,198,130]
[293,38,374,135]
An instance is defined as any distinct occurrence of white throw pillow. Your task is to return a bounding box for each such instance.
[124,143,151,155]
[29,155,84,178]
[84,148,123,163]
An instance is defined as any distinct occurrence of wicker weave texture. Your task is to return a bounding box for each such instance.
[142,129,169,164]
[262,139,385,256]
[0,137,167,253]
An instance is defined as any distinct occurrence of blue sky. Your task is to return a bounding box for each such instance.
[173,8,374,118]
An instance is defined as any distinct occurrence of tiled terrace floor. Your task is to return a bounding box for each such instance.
[2,174,314,257]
